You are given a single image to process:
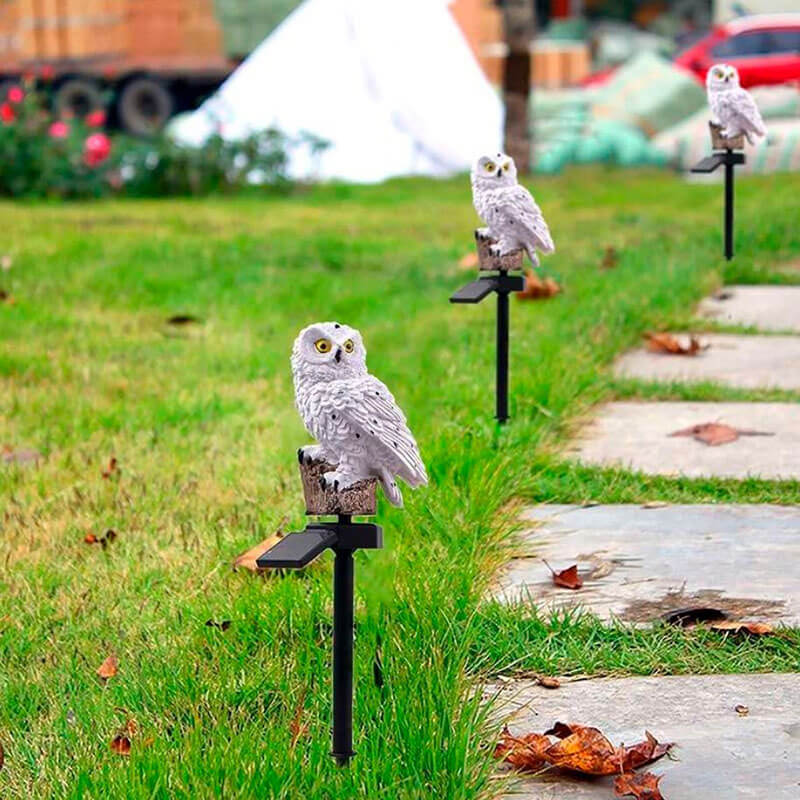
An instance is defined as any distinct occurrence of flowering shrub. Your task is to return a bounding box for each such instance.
[0,84,311,199]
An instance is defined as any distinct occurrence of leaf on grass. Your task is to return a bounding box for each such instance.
[544,560,583,590]
[84,529,117,548]
[110,734,131,756]
[516,271,561,300]
[614,771,665,799]
[494,726,552,772]
[458,252,479,270]
[233,532,284,572]
[710,620,774,636]
[205,619,231,632]
[97,655,118,680]
[0,740,4,771]
[645,331,707,356]
[102,457,118,479]
[167,314,202,326]
[289,689,309,749]
[669,422,773,447]
[0,289,15,305]
[601,246,619,270]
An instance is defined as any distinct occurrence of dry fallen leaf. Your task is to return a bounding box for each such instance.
[710,620,774,636]
[735,704,749,716]
[110,734,131,756]
[669,422,773,447]
[601,245,619,270]
[458,252,479,270]
[517,271,561,300]
[494,726,552,772]
[538,676,561,690]
[544,560,583,590]
[614,771,665,799]
[289,690,309,749]
[84,529,117,548]
[621,731,674,772]
[102,457,118,479]
[233,529,284,572]
[0,289,14,305]
[544,723,620,775]
[97,655,118,680]
[645,331,707,356]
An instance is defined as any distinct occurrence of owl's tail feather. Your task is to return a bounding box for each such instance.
[379,468,404,508]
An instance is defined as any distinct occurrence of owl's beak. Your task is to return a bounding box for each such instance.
[496,168,503,177]
[334,347,342,363]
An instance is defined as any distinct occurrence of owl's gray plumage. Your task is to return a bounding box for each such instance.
[707,63,766,145]
[291,322,427,508]
[470,153,554,266]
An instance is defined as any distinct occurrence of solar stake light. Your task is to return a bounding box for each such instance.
[257,460,383,766]
[691,122,746,261]
[451,228,525,424]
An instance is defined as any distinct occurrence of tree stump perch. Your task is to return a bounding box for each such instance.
[475,228,524,272]
[709,122,744,152]
[300,459,377,516]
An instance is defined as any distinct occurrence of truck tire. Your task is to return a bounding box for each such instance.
[54,78,104,118]
[118,78,173,136]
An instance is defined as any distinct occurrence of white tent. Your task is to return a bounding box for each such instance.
[171,0,503,183]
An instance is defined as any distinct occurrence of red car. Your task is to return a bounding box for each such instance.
[676,14,800,88]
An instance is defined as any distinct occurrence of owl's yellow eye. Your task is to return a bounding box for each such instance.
[343,339,354,354]
[502,162,510,171]
[714,68,724,78]
[485,162,495,172]
[314,338,332,354]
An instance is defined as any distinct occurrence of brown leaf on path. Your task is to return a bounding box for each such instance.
[494,726,552,772]
[614,772,665,799]
[544,560,583,590]
[458,252,479,270]
[735,704,749,716]
[544,723,620,775]
[645,331,707,356]
[516,271,561,300]
[110,734,131,756]
[97,655,118,680]
[669,422,773,447]
[621,731,675,772]
[537,676,561,690]
[710,620,774,636]
[233,531,284,572]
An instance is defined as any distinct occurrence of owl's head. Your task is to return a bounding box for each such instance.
[707,63,739,91]
[471,153,517,187]
[291,321,367,383]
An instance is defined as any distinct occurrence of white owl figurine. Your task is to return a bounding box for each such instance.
[706,64,766,145]
[291,322,427,508]
[471,153,555,267]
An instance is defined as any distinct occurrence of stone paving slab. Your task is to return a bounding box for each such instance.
[615,334,800,390]
[573,402,800,480]
[699,285,800,332]
[493,505,800,625]
[495,673,800,799]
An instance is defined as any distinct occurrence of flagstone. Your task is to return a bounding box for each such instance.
[572,402,800,480]
[615,333,800,390]
[495,673,800,799]
[699,285,800,332]
[493,504,800,625]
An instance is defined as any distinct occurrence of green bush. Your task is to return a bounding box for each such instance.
[0,83,320,199]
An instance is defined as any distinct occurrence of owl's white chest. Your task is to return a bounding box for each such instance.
[473,185,507,224]
[710,89,734,123]
[295,378,362,459]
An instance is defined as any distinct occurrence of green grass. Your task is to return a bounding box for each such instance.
[1,167,799,798]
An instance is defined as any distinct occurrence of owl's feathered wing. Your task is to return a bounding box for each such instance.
[718,89,766,137]
[487,185,555,257]
[334,375,427,504]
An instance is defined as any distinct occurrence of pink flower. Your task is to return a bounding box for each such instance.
[86,109,106,128]
[84,132,111,166]
[49,120,70,139]
[0,103,15,124]
[40,65,55,81]
[7,86,23,104]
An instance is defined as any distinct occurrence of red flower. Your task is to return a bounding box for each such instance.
[86,109,106,128]
[40,65,55,81]
[49,120,70,139]
[7,86,23,104]
[0,103,15,124]
[84,132,111,166]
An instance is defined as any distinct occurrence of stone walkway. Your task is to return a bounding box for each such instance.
[615,333,800,390]
[699,285,800,332]
[494,505,800,625]
[496,674,800,799]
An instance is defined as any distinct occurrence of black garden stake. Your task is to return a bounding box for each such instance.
[450,229,524,423]
[257,461,383,766]
[691,122,746,260]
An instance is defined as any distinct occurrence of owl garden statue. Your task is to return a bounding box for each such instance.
[471,153,555,267]
[707,64,767,145]
[291,322,427,508]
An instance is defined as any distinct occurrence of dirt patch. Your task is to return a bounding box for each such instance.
[622,588,786,624]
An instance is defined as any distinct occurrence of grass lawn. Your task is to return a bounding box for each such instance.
[1,167,799,799]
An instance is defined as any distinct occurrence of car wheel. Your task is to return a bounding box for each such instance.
[54,78,104,118]
[118,78,174,136]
